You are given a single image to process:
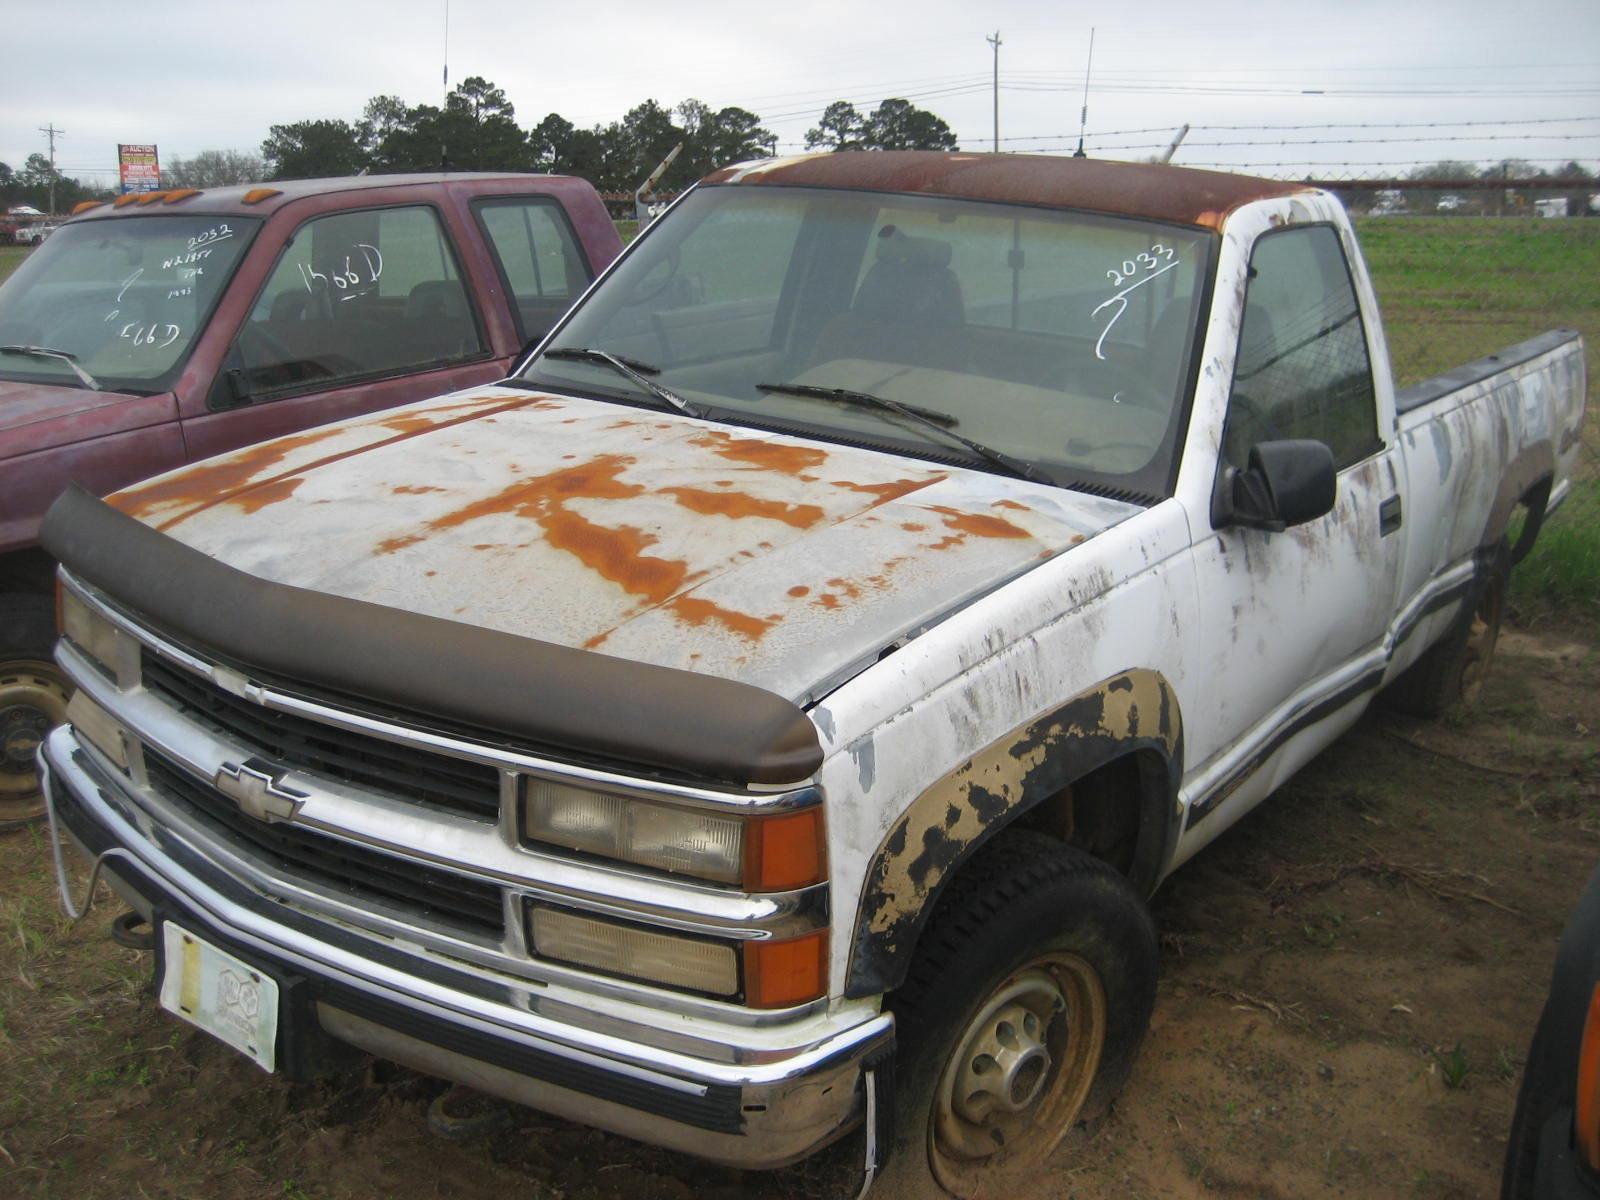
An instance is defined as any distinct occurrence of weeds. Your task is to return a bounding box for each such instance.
[1431,1043,1471,1090]
[1514,478,1600,621]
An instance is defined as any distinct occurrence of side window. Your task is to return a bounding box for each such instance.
[476,198,591,343]
[228,205,482,402]
[1222,225,1379,471]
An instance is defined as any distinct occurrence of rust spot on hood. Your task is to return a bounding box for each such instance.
[659,486,824,529]
[690,430,828,476]
[666,596,778,641]
[393,484,446,495]
[111,426,346,525]
[833,477,943,506]
[112,392,553,530]
[994,499,1029,511]
[928,505,1030,540]
[377,454,692,604]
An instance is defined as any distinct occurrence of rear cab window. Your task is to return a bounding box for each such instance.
[473,197,593,344]
[219,204,485,406]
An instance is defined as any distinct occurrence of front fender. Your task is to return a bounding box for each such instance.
[843,669,1183,998]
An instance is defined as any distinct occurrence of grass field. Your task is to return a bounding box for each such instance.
[0,244,31,284]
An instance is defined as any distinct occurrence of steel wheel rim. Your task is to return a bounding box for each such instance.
[0,659,70,824]
[929,952,1107,1193]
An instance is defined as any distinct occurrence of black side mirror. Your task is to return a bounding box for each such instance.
[1214,439,1336,532]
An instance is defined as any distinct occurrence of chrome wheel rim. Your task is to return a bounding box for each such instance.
[0,659,70,825]
[930,952,1107,1193]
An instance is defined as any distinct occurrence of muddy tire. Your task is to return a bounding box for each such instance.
[1383,540,1509,719]
[872,832,1158,1200]
[0,594,70,830]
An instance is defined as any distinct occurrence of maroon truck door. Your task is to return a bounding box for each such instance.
[178,194,513,462]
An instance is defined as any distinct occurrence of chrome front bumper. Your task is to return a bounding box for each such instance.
[41,725,892,1169]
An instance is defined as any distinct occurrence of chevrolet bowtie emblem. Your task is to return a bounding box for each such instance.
[214,758,308,824]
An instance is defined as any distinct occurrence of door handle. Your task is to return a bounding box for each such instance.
[1379,495,1403,536]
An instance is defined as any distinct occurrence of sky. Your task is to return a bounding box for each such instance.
[3,0,1599,186]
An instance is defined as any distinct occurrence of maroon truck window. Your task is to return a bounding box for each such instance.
[220,205,486,406]
[473,197,592,344]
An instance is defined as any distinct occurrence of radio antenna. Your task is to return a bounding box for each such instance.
[1073,27,1096,158]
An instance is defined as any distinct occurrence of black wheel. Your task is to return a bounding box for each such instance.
[0,594,70,830]
[873,832,1158,1199]
[1384,540,1509,718]
[1502,1010,1559,1199]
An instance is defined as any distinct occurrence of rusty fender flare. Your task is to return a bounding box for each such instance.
[842,669,1182,1000]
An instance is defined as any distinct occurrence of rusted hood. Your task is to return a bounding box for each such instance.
[0,379,177,460]
[109,386,1141,702]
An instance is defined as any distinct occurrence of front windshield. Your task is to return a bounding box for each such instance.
[0,214,258,392]
[520,185,1211,495]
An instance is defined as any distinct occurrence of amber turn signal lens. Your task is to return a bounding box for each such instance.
[1576,984,1600,1171]
[744,807,826,892]
[242,187,282,205]
[743,930,827,1009]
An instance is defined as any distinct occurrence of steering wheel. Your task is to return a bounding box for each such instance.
[626,245,682,306]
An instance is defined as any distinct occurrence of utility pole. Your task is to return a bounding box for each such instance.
[986,31,1002,152]
[38,122,63,214]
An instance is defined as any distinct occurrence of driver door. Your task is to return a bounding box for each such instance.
[1183,223,1405,817]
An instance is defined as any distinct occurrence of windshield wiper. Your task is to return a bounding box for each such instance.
[541,347,702,417]
[755,382,1043,483]
[0,344,101,391]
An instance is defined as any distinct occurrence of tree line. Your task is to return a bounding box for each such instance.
[260,77,960,191]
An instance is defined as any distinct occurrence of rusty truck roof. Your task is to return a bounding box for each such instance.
[65,173,595,222]
[702,151,1311,229]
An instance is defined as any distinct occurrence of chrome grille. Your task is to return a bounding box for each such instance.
[140,651,501,821]
[142,747,505,936]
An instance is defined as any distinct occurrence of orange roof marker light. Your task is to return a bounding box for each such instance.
[135,191,170,206]
[70,200,104,216]
[112,193,142,208]
[162,189,201,204]
[242,187,281,205]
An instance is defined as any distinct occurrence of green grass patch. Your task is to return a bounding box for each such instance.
[614,218,640,244]
[1513,477,1600,620]
[1354,217,1600,392]
[0,245,31,285]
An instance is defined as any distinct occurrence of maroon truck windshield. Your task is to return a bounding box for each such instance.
[0,215,259,393]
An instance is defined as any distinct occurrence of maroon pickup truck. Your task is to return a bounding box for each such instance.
[0,173,621,825]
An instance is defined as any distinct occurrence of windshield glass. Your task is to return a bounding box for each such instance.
[0,214,259,392]
[520,185,1211,495]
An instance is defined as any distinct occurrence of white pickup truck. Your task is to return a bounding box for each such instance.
[38,152,1587,1198]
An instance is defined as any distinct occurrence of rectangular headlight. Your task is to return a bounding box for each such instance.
[528,905,739,996]
[523,779,824,890]
[60,589,122,678]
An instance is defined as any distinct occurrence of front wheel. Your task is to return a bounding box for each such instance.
[873,833,1159,1199]
[1,594,70,830]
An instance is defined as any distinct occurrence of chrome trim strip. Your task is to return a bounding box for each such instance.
[63,571,820,814]
[45,725,890,1077]
[59,640,828,940]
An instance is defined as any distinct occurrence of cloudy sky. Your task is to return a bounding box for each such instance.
[4,0,1598,185]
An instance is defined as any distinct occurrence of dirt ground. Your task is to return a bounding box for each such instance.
[2,617,1597,1200]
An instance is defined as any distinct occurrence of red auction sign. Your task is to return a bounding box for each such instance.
[118,144,161,194]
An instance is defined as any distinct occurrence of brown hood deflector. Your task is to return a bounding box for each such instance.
[42,485,823,788]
